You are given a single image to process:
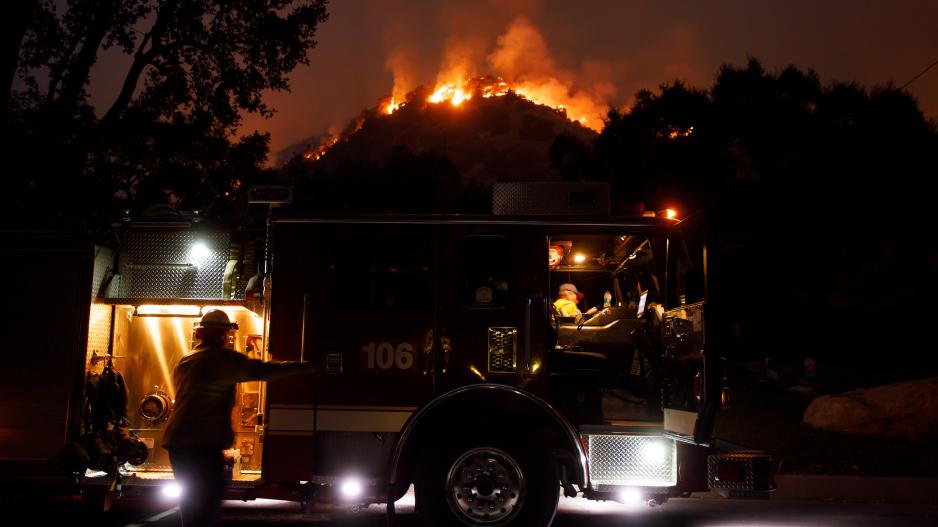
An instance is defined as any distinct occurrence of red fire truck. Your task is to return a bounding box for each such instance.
[1,183,773,526]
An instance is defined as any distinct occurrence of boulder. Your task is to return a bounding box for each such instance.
[803,377,938,443]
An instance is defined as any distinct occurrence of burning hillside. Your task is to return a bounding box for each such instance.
[279,17,613,182]
[287,77,599,185]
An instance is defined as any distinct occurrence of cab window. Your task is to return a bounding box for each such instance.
[549,234,659,319]
[669,227,706,308]
[331,233,433,310]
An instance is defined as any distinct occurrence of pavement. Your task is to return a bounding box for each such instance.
[774,474,938,503]
[6,466,938,524]
[705,439,938,504]
[690,474,938,504]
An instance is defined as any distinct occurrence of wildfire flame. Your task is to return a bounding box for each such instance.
[302,136,338,161]
[299,113,370,162]
[405,75,597,129]
[426,77,509,106]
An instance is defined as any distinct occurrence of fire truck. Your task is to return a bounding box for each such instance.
[1,183,773,526]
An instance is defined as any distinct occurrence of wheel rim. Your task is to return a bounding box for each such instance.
[446,447,525,526]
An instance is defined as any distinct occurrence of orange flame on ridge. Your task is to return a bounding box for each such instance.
[300,74,601,162]
[398,74,600,130]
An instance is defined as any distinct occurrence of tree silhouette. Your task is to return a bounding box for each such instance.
[290,148,478,214]
[4,0,329,230]
[595,58,938,378]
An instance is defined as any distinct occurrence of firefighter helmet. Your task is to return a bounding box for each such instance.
[558,282,584,300]
[196,309,239,330]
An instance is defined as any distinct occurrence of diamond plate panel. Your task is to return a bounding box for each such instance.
[492,182,610,215]
[587,435,677,487]
[86,302,112,363]
[488,327,517,372]
[90,246,113,299]
[707,451,775,492]
[116,229,230,299]
[86,246,114,363]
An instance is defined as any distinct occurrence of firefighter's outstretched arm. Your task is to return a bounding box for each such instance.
[238,355,320,382]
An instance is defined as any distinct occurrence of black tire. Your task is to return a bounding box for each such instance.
[415,435,559,527]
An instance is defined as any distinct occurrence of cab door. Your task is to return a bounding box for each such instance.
[435,223,551,394]
[312,222,437,406]
[265,221,437,481]
[661,212,722,444]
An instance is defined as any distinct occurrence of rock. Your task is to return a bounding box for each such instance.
[803,377,938,443]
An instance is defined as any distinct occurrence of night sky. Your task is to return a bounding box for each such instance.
[86,0,938,162]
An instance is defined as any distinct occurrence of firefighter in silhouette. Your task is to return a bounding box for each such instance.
[163,310,318,527]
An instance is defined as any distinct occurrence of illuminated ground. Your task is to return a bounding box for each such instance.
[22,478,938,527]
[92,488,938,527]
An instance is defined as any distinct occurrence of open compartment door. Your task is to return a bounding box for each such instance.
[660,211,721,445]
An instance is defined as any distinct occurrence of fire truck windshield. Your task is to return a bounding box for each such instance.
[548,234,658,319]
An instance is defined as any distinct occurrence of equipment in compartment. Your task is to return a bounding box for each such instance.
[139,386,171,423]
[119,305,265,470]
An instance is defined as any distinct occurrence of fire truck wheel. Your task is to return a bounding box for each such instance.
[415,436,558,527]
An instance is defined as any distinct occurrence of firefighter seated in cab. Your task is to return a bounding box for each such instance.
[553,283,598,325]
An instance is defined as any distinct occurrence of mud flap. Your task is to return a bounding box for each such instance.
[707,451,775,499]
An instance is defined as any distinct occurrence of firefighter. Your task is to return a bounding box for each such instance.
[555,283,598,320]
[554,282,600,325]
[554,282,583,320]
[163,309,318,527]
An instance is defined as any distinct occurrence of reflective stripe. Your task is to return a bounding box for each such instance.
[553,298,580,317]
[268,408,316,431]
[266,406,414,432]
[316,410,412,432]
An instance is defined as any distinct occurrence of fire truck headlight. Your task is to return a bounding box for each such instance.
[162,482,183,500]
[340,478,362,498]
[188,241,211,266]
[618,487,642,504]
[640,440,667,465]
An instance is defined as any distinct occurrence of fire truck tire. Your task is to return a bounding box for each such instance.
[415,435,559,527]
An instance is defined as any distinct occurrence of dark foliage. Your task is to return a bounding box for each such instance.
[290,148,488,214]
[593,58,938,380]
[3,0,329,233]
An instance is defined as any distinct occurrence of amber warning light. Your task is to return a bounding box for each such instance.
[642,208,680,220]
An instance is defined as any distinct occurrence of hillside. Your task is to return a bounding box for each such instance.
[281,86,598,185]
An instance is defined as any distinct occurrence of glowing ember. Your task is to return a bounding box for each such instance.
[666,126,694,140]
[302,136,339,161]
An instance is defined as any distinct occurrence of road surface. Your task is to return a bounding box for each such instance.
[34,489,938,527]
